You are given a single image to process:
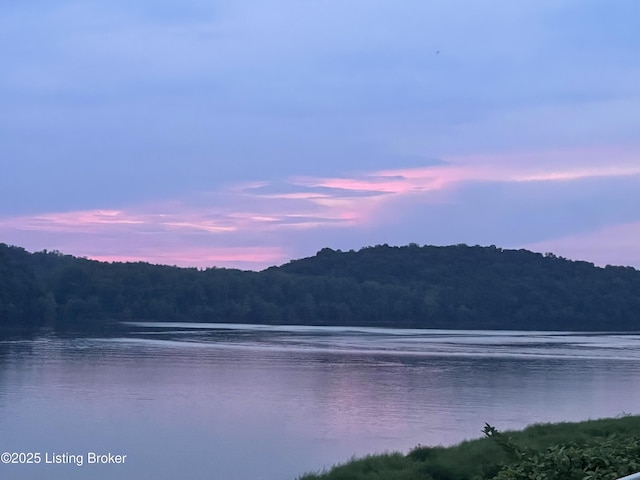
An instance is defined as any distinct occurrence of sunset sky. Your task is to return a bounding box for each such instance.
[2,0,639,270]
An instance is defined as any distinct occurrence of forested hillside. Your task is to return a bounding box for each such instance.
[1,242,639,331]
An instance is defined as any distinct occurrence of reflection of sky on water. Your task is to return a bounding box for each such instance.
[121,322,640,360]
[1,325,640,480]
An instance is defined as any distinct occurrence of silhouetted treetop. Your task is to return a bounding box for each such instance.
[1,242,639,331]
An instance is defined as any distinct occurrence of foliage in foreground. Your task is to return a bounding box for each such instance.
[485,423,640,480]
[297,415,640,480]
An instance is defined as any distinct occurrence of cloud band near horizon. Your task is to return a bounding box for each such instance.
[2,146,639,270]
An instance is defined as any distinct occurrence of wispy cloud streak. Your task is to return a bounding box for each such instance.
[1,146,639,268]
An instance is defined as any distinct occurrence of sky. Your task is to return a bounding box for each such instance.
[1,0,639,270]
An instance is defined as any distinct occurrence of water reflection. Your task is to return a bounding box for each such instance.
[117,322,640,362]
[0,325,639,480]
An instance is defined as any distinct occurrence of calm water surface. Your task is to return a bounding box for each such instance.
[1,323,640,480]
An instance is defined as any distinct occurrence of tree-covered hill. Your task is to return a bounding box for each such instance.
[1,242,639,331]
[0,243,55,327]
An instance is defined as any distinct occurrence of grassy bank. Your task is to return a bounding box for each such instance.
[298,415,640,480]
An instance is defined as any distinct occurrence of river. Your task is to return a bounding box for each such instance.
[1,323,639,479]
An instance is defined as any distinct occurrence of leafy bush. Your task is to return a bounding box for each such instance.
[485,424,640,480]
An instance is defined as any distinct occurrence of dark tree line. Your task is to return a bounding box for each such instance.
[1,242,640,331]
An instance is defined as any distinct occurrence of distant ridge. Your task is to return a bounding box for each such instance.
[1,242,639,331]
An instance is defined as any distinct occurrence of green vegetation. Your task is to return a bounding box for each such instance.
[297,415,640,480]
[0,243,56,328]
[1,242,640,331]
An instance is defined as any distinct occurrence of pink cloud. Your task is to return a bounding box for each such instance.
[247,192,332,200]
[294,176,418,194]
[284,147,640,206]
[0,210,145,232]
[89,246,288,270]
[1,144,638,268]
[0,208,236,234]
[374,148,640,188]
[511,165,640,182]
